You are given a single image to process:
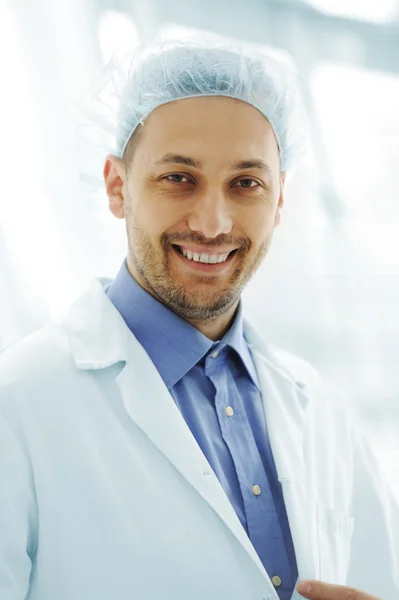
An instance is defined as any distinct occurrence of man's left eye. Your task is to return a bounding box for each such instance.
[234,179,259,189]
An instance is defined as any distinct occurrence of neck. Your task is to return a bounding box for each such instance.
[185,303,238,341]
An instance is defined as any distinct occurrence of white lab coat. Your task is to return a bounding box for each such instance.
[0,277,398,600]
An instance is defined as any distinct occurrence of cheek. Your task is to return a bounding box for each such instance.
[143,189,183,221]
[244,208,272,240]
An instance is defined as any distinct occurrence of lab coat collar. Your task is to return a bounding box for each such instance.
[66,277,132,370]
[67,276,307,394]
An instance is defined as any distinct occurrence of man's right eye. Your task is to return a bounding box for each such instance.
[164,174,191,184]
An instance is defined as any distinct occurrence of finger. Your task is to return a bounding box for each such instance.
[296,580,382,599]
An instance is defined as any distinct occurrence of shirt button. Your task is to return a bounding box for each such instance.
[210,350,219,358]
[271,575,282,587]
[225,406,234,417]
[252,484,262,496]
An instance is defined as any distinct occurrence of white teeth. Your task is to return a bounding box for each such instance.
[180,247,230,264]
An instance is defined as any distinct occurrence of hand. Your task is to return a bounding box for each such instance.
[296,580,382,599]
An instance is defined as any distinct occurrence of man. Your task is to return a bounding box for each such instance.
[0,32,398,600]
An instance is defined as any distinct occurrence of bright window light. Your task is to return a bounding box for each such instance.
[0,0,81,318]
[98,11,140,64]
[304,0,398,24]
[311,63,399,271]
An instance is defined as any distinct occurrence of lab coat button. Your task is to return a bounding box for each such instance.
[225,406,234,417]
[252,484,261,496]
[271,575,281,587]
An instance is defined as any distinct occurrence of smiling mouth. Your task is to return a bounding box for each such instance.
[173,245,238,262]
[171,244,239,270]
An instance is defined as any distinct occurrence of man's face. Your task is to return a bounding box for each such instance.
[105,96,285,323]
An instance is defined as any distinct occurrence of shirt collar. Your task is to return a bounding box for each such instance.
[106,259,260,391]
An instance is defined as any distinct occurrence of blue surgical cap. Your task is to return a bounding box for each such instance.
[78,30,308,194]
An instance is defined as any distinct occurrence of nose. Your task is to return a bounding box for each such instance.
[186,189,233,239]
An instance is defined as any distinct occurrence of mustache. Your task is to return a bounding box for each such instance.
[162,233,250,252]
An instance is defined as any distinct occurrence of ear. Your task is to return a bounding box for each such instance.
[103,155,126,219]
[274,171,286,228]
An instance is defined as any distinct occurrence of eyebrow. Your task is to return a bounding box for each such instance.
[152,153,272,175]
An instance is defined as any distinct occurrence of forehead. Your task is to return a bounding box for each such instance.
[137,96,279,164]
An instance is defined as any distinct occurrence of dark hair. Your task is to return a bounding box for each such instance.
[123,125,145,171]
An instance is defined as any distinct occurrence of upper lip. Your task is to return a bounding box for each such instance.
[174,244,238,255]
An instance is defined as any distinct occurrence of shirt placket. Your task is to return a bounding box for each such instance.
[205,349,294,597]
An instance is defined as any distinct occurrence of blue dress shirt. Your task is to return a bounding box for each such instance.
[106,259,298,599]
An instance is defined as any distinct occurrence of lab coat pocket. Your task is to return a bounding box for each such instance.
[316,502,355,585]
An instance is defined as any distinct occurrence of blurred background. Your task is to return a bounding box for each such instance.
[0,0,398,498]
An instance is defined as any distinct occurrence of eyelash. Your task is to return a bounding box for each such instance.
[163,174,261,189]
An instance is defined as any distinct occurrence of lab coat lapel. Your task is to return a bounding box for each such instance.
[116,345,273,583]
